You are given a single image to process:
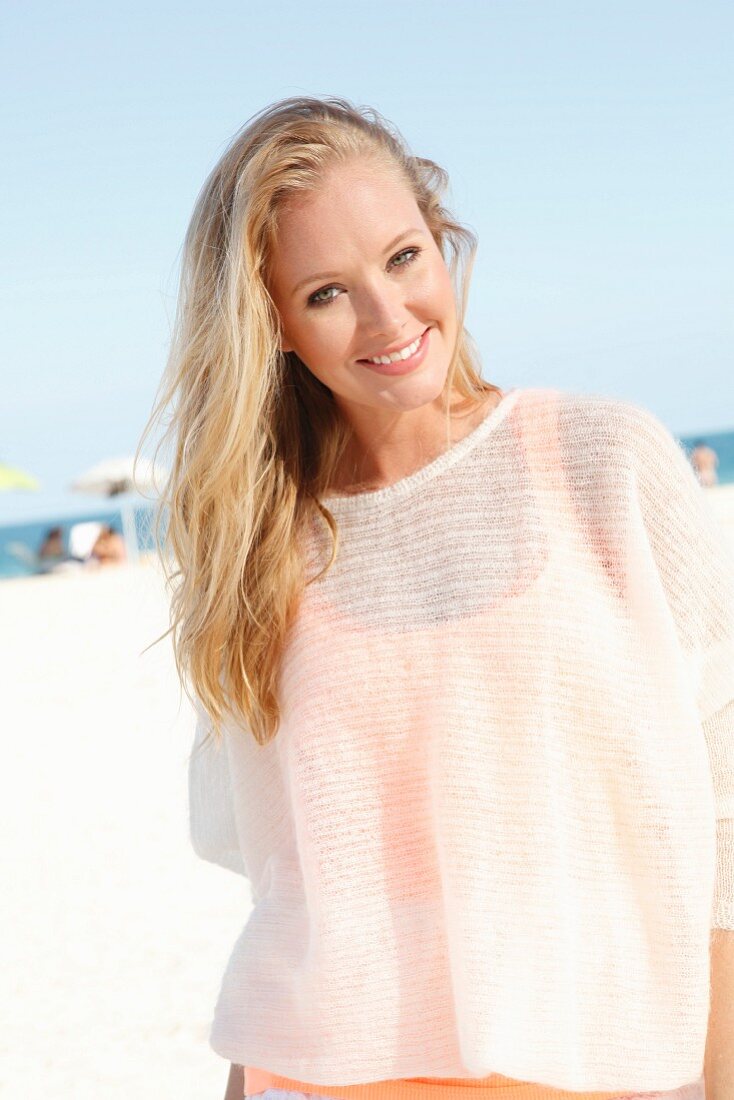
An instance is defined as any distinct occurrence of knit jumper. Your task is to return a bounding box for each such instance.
[187,386,734,1096]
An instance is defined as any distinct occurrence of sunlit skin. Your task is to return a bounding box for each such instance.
[267,160,499,493]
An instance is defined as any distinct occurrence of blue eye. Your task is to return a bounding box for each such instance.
[308,244,422,305]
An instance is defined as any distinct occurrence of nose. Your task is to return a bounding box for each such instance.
[355,280,407,342]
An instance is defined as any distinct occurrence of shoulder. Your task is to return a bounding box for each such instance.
[514,384,642,429]
[512,388,695,525]
[516,386,675,468]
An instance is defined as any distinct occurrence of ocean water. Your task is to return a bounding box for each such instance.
[1,429,733,580]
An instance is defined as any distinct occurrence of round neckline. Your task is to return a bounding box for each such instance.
[318,387,522,514]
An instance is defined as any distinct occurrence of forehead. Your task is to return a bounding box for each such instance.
[271,161,424,281]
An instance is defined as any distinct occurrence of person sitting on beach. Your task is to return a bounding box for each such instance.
[36,525,67,573]
[90,524,126,566]
[38,525,65,561]
[690,438,719,487]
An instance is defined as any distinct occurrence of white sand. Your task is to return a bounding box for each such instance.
[1,557,251,1100]
[2,483,733,1100]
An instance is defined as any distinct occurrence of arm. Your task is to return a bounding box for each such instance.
[224,1062,245,1100]
[704,926,734,1100]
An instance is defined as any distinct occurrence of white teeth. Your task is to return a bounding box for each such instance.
[367,333,422,365]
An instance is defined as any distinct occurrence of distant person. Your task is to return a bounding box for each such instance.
[38,525,65,561]
[35,525,67,572]
[690,438,719,487]
[6,526,66,575]
[90,524,126,566]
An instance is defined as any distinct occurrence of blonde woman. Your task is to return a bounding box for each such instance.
[141,97,734,1100]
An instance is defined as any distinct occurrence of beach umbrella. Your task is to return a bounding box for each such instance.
[70,456,168,564]
[0,463,40,491]
[70,456,167,497]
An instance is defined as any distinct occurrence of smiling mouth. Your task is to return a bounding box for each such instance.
[359,329,428,365]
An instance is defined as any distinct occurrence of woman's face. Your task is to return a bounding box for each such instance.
[267,160,459,422]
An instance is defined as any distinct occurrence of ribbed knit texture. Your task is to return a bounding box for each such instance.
[188,386,734,1096]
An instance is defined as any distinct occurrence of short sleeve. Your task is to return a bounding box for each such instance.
[187,696,249,877]
[629,403,734,929]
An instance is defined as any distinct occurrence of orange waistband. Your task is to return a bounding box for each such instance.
[244,1066,628,1100]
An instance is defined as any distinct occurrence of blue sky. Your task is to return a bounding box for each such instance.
[2,0,732,522]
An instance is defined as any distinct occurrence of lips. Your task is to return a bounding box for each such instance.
[356,325,426,365]
[358,327,432,377]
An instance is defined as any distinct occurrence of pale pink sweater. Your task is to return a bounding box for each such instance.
[188,386,733,1095]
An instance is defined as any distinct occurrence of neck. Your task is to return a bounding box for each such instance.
[329,388,503,496]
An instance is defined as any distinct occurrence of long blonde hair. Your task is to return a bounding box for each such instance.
[138,95,501,747]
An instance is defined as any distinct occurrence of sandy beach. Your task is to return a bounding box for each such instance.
[1,556,251,1100]
[3,483,734,1100]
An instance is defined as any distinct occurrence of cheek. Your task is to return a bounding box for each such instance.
[291,309,356,367]
[416,259,457,320]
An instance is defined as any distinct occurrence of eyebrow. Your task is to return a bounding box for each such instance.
[290,228,425,296]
